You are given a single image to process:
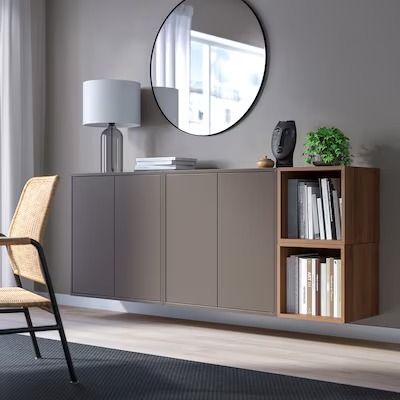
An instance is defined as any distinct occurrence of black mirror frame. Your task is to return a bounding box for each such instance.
[150,0,270,137]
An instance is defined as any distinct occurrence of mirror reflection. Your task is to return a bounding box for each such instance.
[151,0,267,136]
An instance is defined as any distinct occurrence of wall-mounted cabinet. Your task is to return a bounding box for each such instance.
[71,169,276,314]
[218,172,275,313]
[72,176,115,297]
[72,173,163,302]
[115,175,162,302]
[277,166,379,323]
[166,174,218,307]
[72,166,379,324]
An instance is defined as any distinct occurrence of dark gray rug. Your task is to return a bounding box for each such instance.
[0,335,399,400]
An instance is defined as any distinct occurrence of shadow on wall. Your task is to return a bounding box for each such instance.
[141,88,170,128]
[354,133,400,328]
[130,88,222,169]
[124,88,173,161]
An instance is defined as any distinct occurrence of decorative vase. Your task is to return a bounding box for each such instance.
[257,156,275,168]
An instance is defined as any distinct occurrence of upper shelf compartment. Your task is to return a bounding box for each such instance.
[277,166,379,245]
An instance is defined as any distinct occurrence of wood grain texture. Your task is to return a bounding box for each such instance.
[1,307,399,393]
[344,167,380,244]
[278,239,343,249]
[344,244,379,322]
[0,237,31,246]
[277,167,379,324]
[277,169,286,239]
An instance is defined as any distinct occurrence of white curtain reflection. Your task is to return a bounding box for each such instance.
[152,4,193,130]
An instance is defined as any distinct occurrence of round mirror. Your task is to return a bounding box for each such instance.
[151,0,267,136]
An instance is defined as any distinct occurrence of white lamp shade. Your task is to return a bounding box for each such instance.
[83,79,141,128]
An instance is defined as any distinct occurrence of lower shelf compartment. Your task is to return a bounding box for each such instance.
[278,246,344,323]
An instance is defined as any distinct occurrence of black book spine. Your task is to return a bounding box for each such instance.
[327,179,336,240]
[287,179,299,239]
[298,182,306,239]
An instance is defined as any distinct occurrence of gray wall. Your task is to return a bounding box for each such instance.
[46,0,400,332]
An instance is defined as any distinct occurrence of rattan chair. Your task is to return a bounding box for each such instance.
[0,176,77,383]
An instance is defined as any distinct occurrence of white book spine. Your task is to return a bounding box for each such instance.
[320,262,328,317]
[136,157,197,163]
[286,257,293,313]
[327,258,333,318]
[321,179,332,240]
[311,258,317,316]
[317,198,326,240]
[299,258,308,315]
[333,259,342,318]
[136,160,196,166]
[307,186,313,239]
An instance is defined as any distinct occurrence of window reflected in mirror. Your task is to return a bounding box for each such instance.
[189,31,265,135]
[151,0,267,136]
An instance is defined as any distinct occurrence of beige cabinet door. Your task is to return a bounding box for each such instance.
[166,173,218,306]
[115,175,162,302]
[72,176,115,297]
[218,172,275,313]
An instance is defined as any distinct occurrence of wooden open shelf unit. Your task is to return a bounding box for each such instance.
[277,166,380,324]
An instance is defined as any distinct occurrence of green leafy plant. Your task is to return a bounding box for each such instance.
[304,126,352,166]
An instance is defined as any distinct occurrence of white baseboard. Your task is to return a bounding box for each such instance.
[53,293,400,344]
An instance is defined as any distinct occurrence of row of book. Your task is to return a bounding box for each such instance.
[287,177,342,240]
[286,255,342,318]
[135,157,197,170]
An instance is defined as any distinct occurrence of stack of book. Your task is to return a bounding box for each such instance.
[287,177,342,240]
[135,157,197,170]
[286,254,342,318]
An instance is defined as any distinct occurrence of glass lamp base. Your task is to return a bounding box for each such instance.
[100,123,123,173]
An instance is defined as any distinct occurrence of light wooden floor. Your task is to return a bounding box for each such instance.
[1,306,399,393]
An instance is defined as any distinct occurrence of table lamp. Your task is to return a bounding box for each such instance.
[83,79,141,173]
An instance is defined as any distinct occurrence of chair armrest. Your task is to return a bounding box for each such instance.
[0,237,32,246]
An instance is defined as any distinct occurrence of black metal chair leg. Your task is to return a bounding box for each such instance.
[31,240,78,384]
[51,300,78,383]
[23,308,42,359]
[57,322,78,383]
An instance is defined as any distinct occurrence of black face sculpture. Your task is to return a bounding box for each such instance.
[271,121,297,167]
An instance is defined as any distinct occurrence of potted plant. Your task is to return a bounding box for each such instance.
[304,126,352,166]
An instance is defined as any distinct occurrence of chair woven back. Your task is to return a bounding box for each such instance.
[7,176,59,284]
